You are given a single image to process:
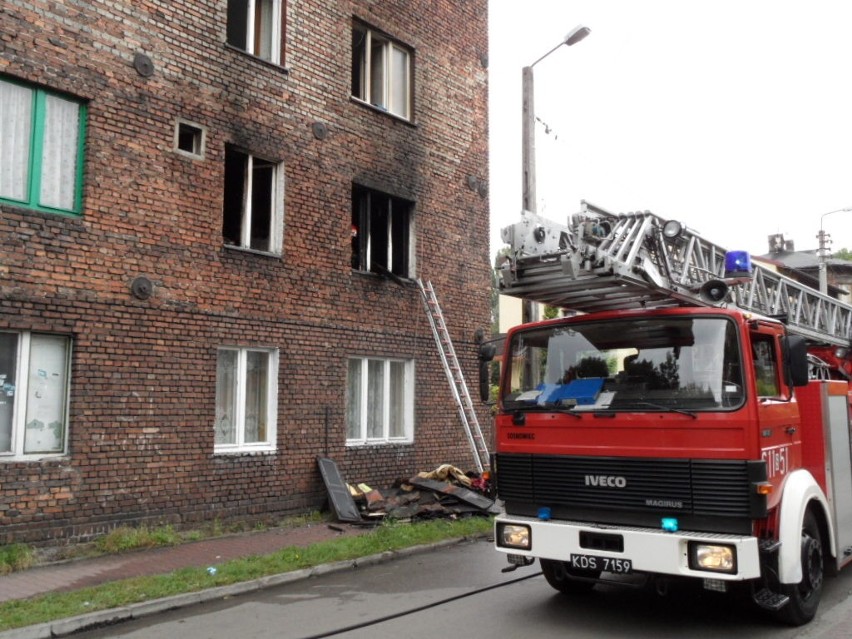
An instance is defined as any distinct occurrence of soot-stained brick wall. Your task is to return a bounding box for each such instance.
[0,0,490,545]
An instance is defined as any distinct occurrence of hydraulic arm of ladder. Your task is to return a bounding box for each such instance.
[498,202,852,348]
[417,279,490,473]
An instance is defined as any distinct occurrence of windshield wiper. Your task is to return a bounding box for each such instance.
[619,401,697,419]
[509,403,583,418]
[637,401,697,419]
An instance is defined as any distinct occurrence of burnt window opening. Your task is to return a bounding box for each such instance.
[351,185,412,278]
[223,146,283,253]
[227,0,286,64]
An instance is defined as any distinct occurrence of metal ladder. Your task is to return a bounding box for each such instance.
[417,279,489,473]
[499,203,852,348]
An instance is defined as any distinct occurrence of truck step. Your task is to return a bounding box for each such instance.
[758,539,782,554]
[752,588,790,611]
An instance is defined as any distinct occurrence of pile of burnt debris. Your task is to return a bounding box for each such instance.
[317,457,498,525]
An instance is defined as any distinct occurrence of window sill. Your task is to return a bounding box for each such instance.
[213,447,277,457]
[345,439,414,448]
[223,243,283,260]
[1,200,82,218]
[350,97,416,127]
[0,453,68,463]
[351,269,414,285]
[224,43,291,76]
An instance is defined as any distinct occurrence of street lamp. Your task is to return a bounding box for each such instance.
[818,207,852,294]
[522,25,591,213]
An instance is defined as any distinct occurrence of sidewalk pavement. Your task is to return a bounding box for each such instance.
[0,521,402,638]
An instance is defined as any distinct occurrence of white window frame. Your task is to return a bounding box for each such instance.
[227,0,284,64]
[214,347,278,454]
[223,147,285,254]
[0,331,71,462]
[346,357,414,445]
[353,26,412,120]
[174,119,206,159]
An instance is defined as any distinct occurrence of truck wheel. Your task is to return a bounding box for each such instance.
[540,559,600,594]
[776,510,824,626]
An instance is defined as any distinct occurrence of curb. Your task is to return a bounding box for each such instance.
[0,537,470,639]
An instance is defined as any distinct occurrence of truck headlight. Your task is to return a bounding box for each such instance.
[689,542,736,574]
[497,523,531,550]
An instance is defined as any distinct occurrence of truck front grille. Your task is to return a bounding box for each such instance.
[496,453,765,519]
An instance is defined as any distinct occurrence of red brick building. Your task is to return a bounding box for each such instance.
[0,1,490,545]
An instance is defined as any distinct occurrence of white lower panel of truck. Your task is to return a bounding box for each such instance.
[494,514,762,580]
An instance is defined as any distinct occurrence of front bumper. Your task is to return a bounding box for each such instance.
[494,514,762,580]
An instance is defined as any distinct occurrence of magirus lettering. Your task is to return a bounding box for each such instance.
[584,475,627,488]
[645,499,684,509]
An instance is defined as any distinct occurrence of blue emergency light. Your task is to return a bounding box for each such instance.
[538,507,552,521]
[724,251,753,278]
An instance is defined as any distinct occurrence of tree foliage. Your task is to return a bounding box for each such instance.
[833,248,852,261]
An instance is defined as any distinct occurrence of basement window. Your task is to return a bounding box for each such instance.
[222,146,284,254]
[351,185,413,278]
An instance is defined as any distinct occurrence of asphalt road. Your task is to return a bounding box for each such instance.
[74,539,852,639]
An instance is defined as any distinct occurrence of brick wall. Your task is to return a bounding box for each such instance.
[0,0,490,545]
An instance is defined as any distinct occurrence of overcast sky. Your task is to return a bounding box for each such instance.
[488,0,852,261]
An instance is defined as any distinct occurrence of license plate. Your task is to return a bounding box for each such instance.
[569,553,633,574]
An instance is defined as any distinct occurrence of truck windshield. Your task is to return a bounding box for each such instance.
[502,316,744,412]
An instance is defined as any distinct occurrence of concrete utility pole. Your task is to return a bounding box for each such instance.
[818,207,852,294]
[521,25,590,213]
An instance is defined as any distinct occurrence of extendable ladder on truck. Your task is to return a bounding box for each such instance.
[499,201,852,348]
[417,278,490,473]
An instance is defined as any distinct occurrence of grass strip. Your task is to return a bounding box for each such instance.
[0,517,492,632]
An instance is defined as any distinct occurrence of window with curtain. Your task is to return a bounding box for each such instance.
[215,347,278,453]
[346,357,414,444]
[0,76,85,215]
[0,331,71,461]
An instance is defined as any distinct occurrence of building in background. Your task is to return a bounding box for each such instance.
[0,0,490,545]
[758,234,852,304]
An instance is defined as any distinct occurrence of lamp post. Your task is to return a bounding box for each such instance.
[522,25,591,213]
[818,207,852,294]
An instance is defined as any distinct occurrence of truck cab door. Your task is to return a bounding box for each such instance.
[750,328,799,502]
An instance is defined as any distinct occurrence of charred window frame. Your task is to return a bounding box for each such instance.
[226,0,286,64]
[351,185,412,278]
[351,22,412,120]
[222,145,284,254]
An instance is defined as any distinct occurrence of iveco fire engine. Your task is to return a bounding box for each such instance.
[484,201,852,625]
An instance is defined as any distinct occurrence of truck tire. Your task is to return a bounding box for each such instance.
[540,559,600,594]
[776,510,824,626]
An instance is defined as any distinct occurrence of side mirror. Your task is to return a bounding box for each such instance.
[783,335,810,387]
[478,342,496,402]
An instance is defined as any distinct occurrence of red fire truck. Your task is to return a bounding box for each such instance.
[486,202,852,625]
